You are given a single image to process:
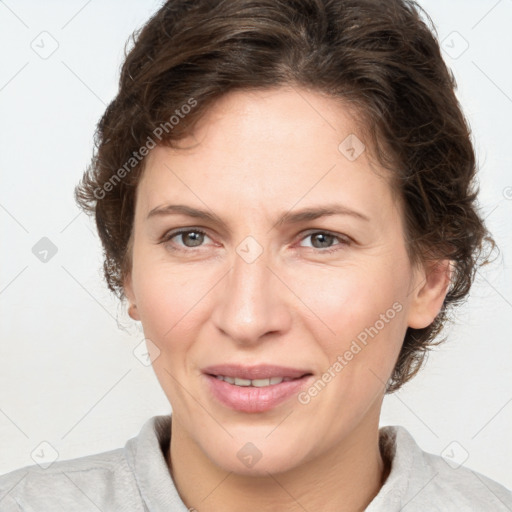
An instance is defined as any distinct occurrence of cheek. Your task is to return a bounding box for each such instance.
[288,261,410,409]
[131,250,207,343]
[291,266,407,416]
[137,280,202,343]
[287,262,406,349]
[131,262,213,405]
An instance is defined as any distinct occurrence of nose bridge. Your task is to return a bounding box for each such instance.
[212,244,290,344]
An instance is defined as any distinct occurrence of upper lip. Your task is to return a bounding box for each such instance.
[202,364,312,380]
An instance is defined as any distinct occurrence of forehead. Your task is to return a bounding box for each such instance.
[137,87,397,224]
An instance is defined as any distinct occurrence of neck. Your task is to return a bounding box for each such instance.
[168,414,389,512]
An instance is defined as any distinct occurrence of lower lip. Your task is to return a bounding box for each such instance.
[203,374,313,413]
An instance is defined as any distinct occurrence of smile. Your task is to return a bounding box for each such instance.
[213,375,299,387]
[201,364,314,413]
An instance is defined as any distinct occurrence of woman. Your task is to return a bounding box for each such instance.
[1,0,511,510]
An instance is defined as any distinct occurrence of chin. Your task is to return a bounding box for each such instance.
[203,435,308,477]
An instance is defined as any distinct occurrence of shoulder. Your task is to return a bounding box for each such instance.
[417,446,512,510]
[0,445,142,511]
[371,426,512,511]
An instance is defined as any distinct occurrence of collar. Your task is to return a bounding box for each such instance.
[124,414,189,511]
[124,415,420,512]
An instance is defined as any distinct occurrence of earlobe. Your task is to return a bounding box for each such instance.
[123,273,141,321]
[407,259,452,329]
[128,303,140,321]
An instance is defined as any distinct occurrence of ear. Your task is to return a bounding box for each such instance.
[406,259,452,329]
[123,272,141,321]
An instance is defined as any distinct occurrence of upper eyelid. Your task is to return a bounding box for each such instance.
[162,227,211,241]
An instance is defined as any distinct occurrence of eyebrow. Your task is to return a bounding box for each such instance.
[147,203,370,228]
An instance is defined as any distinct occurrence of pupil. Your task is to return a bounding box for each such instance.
[313,233,333,248]
[184,231,203,247]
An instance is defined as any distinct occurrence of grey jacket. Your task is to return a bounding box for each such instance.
[1,414,511,511]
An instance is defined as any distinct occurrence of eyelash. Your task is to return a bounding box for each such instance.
[159,228,351,254]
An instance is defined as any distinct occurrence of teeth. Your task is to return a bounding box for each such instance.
[251,378,270,387]
[234,377,252,386]
[215,375,292,387]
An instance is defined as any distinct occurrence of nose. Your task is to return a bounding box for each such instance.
[210,247,292,346]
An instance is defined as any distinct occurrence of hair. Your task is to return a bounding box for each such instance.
[75,0,497,393]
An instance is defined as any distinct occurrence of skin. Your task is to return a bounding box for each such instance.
[124,86,451,511]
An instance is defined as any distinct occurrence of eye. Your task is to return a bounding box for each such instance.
[160,228,212,250]
[297,231,351,253]
[159,228,351,254]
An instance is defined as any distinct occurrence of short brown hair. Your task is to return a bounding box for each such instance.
[75,0,497,392]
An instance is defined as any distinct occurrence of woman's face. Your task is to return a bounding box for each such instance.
[125,86,447,475]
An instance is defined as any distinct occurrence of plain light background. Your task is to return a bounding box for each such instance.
[1,0,511,491]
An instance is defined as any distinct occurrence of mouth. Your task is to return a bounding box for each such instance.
[202,363,312,381]
[210,375,306,387]
[201,364,314,412]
